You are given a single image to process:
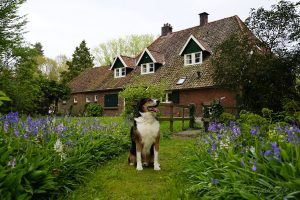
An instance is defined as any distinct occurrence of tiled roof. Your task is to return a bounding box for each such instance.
[69,15,246,93]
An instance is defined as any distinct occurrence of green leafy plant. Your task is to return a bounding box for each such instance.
[219,112,235,125]
[0,91,11,107]
[119,82,166,119]
[85,103,103,117]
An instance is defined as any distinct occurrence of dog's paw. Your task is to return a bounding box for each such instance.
[154,163,161,171]
[136,163,143,171]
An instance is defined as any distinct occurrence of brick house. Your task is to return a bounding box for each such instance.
[58,13,250,116]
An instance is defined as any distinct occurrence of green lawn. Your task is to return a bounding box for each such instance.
[65,137,195,200]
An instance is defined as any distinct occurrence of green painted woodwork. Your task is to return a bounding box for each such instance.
[182,39,202,55]
[171,90,180,104]
[104,94,118,107]
[112,58,125,69]
[138,51,154,65]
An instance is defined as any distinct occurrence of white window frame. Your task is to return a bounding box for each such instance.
[176,77,187,85]
[73,97,78,104]
[184,51,202,66]
[161,92,172,103]
[86,97,91,103]
[94,95,98,102]
[114,67,126,78]
[141,63,155,74]
[62,100,67,105]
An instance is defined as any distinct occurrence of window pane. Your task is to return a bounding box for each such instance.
[115,69,119,77]
[185,54,192,64]
[121,68,126,76]
[142,65,147,73]
[195,52,201,63]
[149,63,154,72]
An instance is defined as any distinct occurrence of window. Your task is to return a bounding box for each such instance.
[114,67,126,78]
[184,52,202,66]
[161,92,172,103]
[94,95,98,102]
[85,97,91,103]
[62,100,67,105]
[141,63,155,74]
[176,77,186,85]
[73,97,78,104]
[104,94,118,107]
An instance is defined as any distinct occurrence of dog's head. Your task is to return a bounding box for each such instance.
[138,98,160,114]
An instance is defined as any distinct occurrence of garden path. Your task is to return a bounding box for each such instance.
[67,135,196,200]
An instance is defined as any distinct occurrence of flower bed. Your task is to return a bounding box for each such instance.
[183,117,300,199]
[0,112,130,199]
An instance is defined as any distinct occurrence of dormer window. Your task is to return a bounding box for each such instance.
[86,97,91,103]
[179,35,209,66]
[184,52,202,66]
[141,63,155,74]
[114,67,126,78]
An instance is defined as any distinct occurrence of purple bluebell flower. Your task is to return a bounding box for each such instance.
[263,150,272,157]
[232,126,241,136]
[211,141,217,150]
[24,133,29,139]
[241,158,244,167]
[66,140,72,145]
[4,120,9,133]
[251,161,257,171]
[250,127,258,136]
[208,148,213,156]
[271,143,280,158]
[210,177,219,185]
[14,128,19,137]
[208,122,218,132]
[229,121,235,128]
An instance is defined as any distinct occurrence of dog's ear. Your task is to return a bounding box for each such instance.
[133,99,143,118]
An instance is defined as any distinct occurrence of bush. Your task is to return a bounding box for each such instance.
[239,112,268,126]
[219,112,235,125]
[119,83,166,119]
[85,103,103,117]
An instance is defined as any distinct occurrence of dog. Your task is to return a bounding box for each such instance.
[128,98,161,171]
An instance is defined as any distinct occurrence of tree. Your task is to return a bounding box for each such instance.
[0,0,27,68]
[212,30,296,113]
[245,0,300,58]
[93,34,155,66]
[61,40,94,84]
[33,42,44,55]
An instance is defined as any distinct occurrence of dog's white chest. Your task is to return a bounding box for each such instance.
[135,113,160,153]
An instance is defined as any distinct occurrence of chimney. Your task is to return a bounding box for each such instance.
[199,12,209,26]
[161,23,172,36]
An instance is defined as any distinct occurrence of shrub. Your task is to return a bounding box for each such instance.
[239,112,268,126]
[219,112,235,125]
[85,103,103,117]
[119,82,166,119]
[211,100,224,121]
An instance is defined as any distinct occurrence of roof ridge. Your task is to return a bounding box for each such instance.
[168,15,238,35]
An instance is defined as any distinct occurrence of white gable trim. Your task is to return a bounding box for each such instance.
[136,48,157,66]
[109,55,128,70]
[179,35,207,55]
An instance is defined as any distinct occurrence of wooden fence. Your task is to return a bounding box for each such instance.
[158,103,194,132]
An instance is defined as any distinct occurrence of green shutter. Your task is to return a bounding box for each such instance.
[104,94,118,107]
[171,91,180,104]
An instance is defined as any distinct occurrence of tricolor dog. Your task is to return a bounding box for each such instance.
[128,98,161,171]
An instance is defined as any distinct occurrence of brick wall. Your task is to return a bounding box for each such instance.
[58,89,124,116]
[58,88,237,117]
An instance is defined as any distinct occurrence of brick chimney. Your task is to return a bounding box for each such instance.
[161,23,172,36]
[199,12,209,26]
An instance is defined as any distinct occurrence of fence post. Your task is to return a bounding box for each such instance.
[170,103,174,132]
[182,107,185,130]
[189,103,196,129]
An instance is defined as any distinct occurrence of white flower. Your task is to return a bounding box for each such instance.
[7,157,16,168]
[54,139,63,153]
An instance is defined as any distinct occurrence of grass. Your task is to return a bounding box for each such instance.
[66,136,196,200]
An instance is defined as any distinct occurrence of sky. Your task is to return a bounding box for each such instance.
[19,0,283,59]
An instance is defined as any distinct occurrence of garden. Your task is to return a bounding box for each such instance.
[1,109,299,199]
